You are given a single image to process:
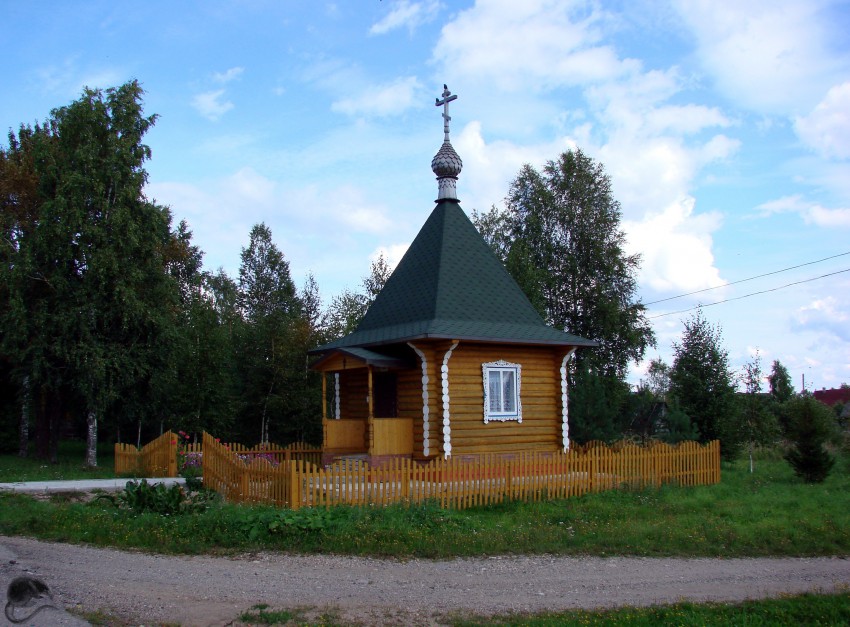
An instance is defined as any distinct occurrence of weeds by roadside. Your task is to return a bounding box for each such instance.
[231,592,850,626]
[448,590,850,626]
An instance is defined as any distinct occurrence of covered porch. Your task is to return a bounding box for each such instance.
[312,347,417,465]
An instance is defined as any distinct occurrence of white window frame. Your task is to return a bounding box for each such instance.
[482,360,522,424]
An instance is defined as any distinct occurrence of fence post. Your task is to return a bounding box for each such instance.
[169,433,178,478]
[240,468,249,503]
[401,459,410,500]
[288,460,301,510]
[589,449,596,492]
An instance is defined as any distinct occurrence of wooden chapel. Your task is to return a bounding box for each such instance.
[309,86,595,465]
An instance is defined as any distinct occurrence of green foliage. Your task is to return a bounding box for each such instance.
[768,359,794,403]
[235,222,321,444]
[669,309,739,459]
[569,367,631,442]
[739,352,780,472]
[239,605,307,625]
[474,148,654,405]
[240,507,346,540]
[1,84,327,455]
[783,395,837,483]
[321,288,368,340]
[658,406,700,444]
[473,149,655,444]
[624,358,698,444]
[97,479,213,515]
[1,81,179,464]
[161,222,238,437]
[320,253,392,341]
[454,592,850,626]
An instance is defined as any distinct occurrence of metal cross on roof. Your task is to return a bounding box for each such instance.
[435,84,457,142]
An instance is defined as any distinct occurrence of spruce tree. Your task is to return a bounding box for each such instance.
[783,395,836,483]
[669,309,739,459]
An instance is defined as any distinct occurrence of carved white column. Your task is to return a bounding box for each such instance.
[408,343,431,457]
[441,341,459,459]
[561,348,576,452]
[334,373,340,419]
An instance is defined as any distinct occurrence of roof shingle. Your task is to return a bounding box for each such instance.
[313,199,595,352]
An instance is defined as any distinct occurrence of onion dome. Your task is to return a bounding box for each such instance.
[432,85,462,200]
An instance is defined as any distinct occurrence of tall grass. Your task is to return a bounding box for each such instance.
[0,454,847,558]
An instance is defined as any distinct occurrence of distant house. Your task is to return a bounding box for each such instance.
[813,387,850,407]
[309,87,595,465]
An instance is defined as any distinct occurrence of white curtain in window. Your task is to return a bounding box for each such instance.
[488,371,501,411]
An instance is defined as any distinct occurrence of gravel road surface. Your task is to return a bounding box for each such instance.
[1,535,848,626]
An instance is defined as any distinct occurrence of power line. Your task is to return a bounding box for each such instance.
[647,268,850,320]
[643,251,850,306]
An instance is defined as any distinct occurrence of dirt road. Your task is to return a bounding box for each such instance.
[1,535,848,626]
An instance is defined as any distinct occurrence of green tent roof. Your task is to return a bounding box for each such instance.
[313,199,596,352]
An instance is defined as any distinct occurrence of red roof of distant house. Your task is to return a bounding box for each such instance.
[813,388,850,406]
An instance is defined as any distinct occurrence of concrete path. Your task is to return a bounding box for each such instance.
[0,477,185,494]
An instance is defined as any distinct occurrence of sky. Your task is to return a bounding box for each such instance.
[2,0,849,393]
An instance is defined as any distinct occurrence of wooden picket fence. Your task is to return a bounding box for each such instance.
[115,432,322,477]
[201,433,720,510]
[181,440,323,466]
[114,430,178,477]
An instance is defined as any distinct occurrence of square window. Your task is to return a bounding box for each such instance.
[483,361,522,423]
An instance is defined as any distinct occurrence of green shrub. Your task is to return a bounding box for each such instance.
[97,479,212,515]
[783,396,837,483]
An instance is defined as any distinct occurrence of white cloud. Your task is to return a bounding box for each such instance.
[579,68,740,289]
[454,120,576,212]
[623,197,724,293]
[317,185,393,234]
[148,169,396,293]
[795,82,850,160]
[644,105,732,137]
[672,0,849,114]
[454,120,728,295]
[755,194,850,227]
[793,296,850,342]
[331,76,423,117]
[433,0,637,91]
[192,89,234,121]
[191,68,244,121]
[370,243,410,271]
[35,56,124,98]
[156,170,392,238]
[212,67,244,84]
[370,0,441,35]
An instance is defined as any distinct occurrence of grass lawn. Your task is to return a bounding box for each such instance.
[0,449,847,558]
[0,440,117,482]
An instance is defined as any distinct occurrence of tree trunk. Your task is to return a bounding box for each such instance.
[18,376,30,457]
[35,387,50,460]
[85,410,98,467]
[749,441,754,474]
[47,391,59,464]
